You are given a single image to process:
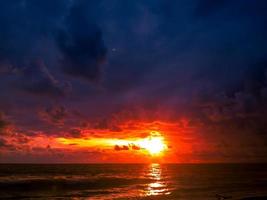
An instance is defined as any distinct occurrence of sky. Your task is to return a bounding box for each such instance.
[0,0,267,163]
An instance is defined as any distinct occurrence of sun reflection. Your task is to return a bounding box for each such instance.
[145,163,171,196]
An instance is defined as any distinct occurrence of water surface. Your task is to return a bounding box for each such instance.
[0,163,267,199]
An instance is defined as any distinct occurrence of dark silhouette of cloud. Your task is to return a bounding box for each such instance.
[131,144,141,150]
[0,112,10,135]
[194,0,229,17]
[114,145,129,151]
[114,143,141,151]
[0,138,16,151]
[0,138,7,147]
[39,105,68,125]
[57,0,107,81]
[68,129,83,138]
[17,60,71,96]
[0,0,107,97]
[94,118,122,132]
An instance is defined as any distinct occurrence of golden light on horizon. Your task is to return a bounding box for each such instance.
[57,131,168,157]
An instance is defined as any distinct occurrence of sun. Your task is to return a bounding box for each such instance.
[141,137,166,155]
[138,132,167,155]
[57,130,168,157]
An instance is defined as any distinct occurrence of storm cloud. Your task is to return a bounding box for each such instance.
[57,0,107,81]
[1,0,267,162]
[0,0,107,97]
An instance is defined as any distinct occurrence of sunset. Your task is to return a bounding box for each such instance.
[0,0,267,199]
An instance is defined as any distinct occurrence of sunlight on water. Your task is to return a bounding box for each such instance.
[1,164,267,199]
[144,163,171,196]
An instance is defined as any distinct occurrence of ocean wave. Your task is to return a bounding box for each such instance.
[0,176,151,191]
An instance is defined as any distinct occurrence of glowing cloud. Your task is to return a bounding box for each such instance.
[57,131,168,156]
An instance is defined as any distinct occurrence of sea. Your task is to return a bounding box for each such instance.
[0,163,267,200]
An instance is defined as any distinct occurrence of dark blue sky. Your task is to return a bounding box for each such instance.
[0,0,267,162]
